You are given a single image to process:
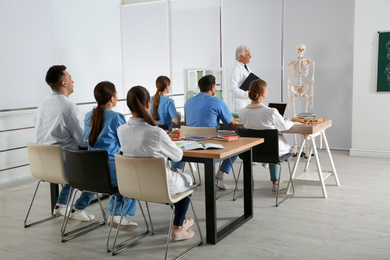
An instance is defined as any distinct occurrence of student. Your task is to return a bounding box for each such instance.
[83,81,138,231]
[117,85,195,241]
[35,65,95,221]
[150,76,181,132]
[238,79,293,191]
[183,75,236,190]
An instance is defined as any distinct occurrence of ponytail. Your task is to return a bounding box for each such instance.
[88,81,117,147]
[152,76,170,120]
[88,106,105,147]
[127,86,157,126]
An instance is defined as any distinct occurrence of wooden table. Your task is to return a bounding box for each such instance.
[181,137,263,245]
[281,120,340,198]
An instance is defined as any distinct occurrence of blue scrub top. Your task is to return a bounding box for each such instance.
[84,109,126,161]
[184,92,233,130]
[149,95,180,132]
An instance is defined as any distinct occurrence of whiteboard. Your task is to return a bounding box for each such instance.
[0,0,55,110]
[121,2,170,97]
[170,0,221,99]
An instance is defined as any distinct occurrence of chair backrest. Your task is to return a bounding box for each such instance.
[26,142,67,184]
[64,148,116,194]
[157,124,169,131]
[115,154,172,204]
[180,125,216,137]
[237,128,280,163]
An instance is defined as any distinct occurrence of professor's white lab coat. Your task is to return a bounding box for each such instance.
[228,60,251,112]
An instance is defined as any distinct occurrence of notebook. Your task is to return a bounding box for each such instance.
[239,73,260,91]
[268,103,287,116]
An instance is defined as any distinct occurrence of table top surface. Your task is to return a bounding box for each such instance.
[280,119,332,135]
[182,137,264,159]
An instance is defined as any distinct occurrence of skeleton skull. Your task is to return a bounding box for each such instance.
[296,43,306,58]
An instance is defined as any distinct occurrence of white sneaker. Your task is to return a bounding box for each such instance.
[272,182,288,192]
[109,215,138,232]
[216,170,228,190]
[53,203,68,216]
[70,209,95,221]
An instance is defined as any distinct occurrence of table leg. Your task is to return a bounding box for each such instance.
[310,135,327,198]
[242,149,253,216]
[287,137,306,194]
[50,183,59,214]
[204,159,217,244]
[321,131,340,186]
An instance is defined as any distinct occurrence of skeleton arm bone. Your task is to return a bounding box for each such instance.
[310,61,315,108]
[287,63,292,108]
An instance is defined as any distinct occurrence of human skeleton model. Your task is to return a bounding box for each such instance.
[287,43,315,117]
[287,44,316,154]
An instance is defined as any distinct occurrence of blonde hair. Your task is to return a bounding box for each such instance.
[248,79,267,101]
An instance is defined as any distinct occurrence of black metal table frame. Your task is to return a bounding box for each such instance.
[182,148,253,245]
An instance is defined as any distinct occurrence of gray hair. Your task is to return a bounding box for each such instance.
[235,45,249,60]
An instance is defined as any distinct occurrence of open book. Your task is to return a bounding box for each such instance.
[184,143,224,151]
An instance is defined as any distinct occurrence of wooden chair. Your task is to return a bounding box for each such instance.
[113,155,203,259]
[237,128,295,206]
[24,142,68,228]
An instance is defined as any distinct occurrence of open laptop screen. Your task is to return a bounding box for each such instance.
[268,103,287,116]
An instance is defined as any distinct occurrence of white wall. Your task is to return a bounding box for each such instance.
[0,0,55,110]
[351,0,390,158]
[283,0,355,150]
[221,0,283,107]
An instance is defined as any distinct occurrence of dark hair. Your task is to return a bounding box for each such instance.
[127,86,157,126]
[248,79,267,101]
[88,81,117,147]
[45,65,66,91]
[152,76,170,120]
[198,75,216,92]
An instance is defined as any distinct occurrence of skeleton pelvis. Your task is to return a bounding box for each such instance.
[292,84,308,97]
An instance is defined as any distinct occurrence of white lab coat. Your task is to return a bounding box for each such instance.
[228,60,251,112]
[238,103,294,156]
[35,93,86,149]
[117,118,193,196]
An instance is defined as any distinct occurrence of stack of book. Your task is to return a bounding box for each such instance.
[212,130,240,141]
[292,113,324,124]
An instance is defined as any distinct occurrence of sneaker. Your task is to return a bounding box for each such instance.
[216,179,228,190]
[272,182,288,192]
[171,228,194,241]
[108,215,138,232]
[53,203,67,216]
[216,170,229,190]
[70,209,95,221]
[182,218,194,231]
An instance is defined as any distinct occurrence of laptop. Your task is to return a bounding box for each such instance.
[268,103,287,116]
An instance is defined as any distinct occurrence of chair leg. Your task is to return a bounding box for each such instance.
[61,189,106,242]
[165,198,203,260]
[111,200,153,256]
[275,161,295,207]
[196,163,202,186]
[24,180,59,228]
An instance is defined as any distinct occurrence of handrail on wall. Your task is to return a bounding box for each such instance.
[0,94,184,172]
